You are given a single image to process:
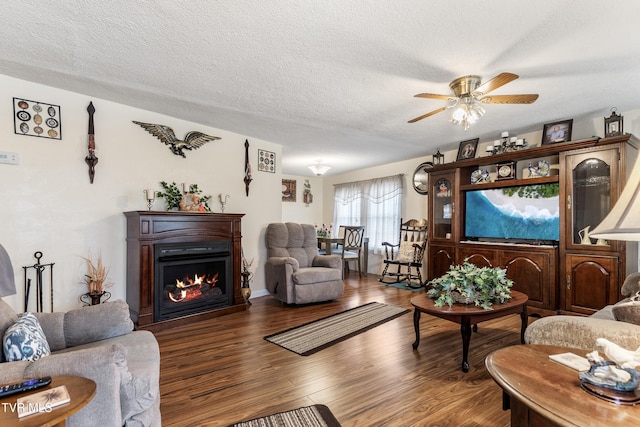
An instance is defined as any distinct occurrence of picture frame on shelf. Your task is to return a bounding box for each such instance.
[604,110,623,138]
[542,119,573,145]
[456,138,479,161]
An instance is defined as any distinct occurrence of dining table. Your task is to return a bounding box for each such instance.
[317,236,369,275]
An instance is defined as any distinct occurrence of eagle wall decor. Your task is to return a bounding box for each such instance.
[132,121,221,157]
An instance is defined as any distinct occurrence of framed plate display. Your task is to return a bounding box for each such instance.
[496,162,516,180]
[258,149,276,173]
[13,97,62,140]
[470,168,490,184]
[412,161,433,195]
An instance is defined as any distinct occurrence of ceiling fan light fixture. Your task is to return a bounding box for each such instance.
[308,164,331,176]
[449,96,485,131]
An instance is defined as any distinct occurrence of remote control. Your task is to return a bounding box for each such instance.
[0,376,52,398]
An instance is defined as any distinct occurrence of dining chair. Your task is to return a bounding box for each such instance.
[340,226,366,278]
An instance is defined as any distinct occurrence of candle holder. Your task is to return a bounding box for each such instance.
[144,189,155,211]
[218,194,230,213]
[486,134,527,155]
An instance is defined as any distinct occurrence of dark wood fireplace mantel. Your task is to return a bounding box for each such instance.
[124,211,246,331]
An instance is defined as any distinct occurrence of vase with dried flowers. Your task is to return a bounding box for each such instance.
[80,255,113,306]
[241,251,254,305]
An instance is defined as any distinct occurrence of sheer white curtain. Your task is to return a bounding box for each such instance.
[333,175,403,253]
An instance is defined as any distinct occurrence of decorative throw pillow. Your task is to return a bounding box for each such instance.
[621,272,640,298]
[612,300,640,326]
[397,241,421,262]
[3,312,51,362]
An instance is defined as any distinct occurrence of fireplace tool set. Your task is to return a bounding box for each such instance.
[22,251,55,312]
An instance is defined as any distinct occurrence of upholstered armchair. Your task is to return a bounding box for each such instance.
[265,223,344,304]
[525,272,640,351]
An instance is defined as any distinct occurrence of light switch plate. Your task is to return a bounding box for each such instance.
[0,151,19,165]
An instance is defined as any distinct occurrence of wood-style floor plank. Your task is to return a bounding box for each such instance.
[155,275,519,426]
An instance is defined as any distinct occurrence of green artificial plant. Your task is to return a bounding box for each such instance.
[426,259,513,310]
[156,181,212,211]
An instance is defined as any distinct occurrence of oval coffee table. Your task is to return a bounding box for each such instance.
[410,290,528,372]
[486,344,640,426]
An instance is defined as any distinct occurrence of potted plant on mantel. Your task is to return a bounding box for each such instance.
[426,259,513,310]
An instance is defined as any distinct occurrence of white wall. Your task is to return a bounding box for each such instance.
[0,74,282,312]
[281,174,324,225]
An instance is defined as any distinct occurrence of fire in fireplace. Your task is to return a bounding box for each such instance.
[154,241,232,322]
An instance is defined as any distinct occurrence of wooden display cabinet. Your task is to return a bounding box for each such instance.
[429,169,458,242]
[559,143,637,314]
[426,134,638,316]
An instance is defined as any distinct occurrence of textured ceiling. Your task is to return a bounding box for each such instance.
[2,1,640,176]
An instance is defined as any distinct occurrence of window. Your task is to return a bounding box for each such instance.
[333,175,403,253]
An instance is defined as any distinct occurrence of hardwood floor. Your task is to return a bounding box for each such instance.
[155,274,523,426]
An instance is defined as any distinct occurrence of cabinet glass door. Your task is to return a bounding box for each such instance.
[432,176,453,239]
[567,149,617,247]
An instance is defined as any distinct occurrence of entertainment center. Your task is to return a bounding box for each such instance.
[427,134,638,316]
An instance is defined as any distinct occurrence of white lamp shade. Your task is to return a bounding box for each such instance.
[591,153,640,241]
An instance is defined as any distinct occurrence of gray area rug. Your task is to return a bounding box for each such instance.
[264,302,409,356]
[228,404,341,427]
[229,405,340,427]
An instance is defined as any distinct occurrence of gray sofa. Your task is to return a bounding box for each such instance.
[0,299,161,426]
[265,223,344,304]
[0,300,161,427]
[0,243,160,426]
[525,272,640,351]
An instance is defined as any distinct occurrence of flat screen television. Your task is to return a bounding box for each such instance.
[464,184,560,243]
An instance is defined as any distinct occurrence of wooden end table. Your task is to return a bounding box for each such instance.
[0,375,96,427]
[411,290,528,372]
[486,344,640,426]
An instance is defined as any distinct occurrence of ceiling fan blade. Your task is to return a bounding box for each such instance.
[480,94,539,104]
[414,93,455,101]
[472,72,519,96]
[408,106,448,123]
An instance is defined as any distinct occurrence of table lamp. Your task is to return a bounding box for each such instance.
[590,153,640,241]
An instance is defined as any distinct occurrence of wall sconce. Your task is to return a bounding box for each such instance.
[308,164,331,176]
[433,149,444,165]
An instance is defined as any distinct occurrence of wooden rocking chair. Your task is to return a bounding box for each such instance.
[379,218,428,287]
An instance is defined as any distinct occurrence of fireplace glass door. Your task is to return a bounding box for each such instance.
[154,241,232,321]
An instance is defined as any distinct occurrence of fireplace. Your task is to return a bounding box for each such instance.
[124,211,246,331]
[154,241,232,322]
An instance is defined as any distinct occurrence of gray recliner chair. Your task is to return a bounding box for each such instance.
[265,223,344,304]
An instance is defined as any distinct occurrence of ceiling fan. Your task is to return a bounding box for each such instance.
[408,72,539,130]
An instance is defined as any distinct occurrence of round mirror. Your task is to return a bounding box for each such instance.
[413,161,433,195]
